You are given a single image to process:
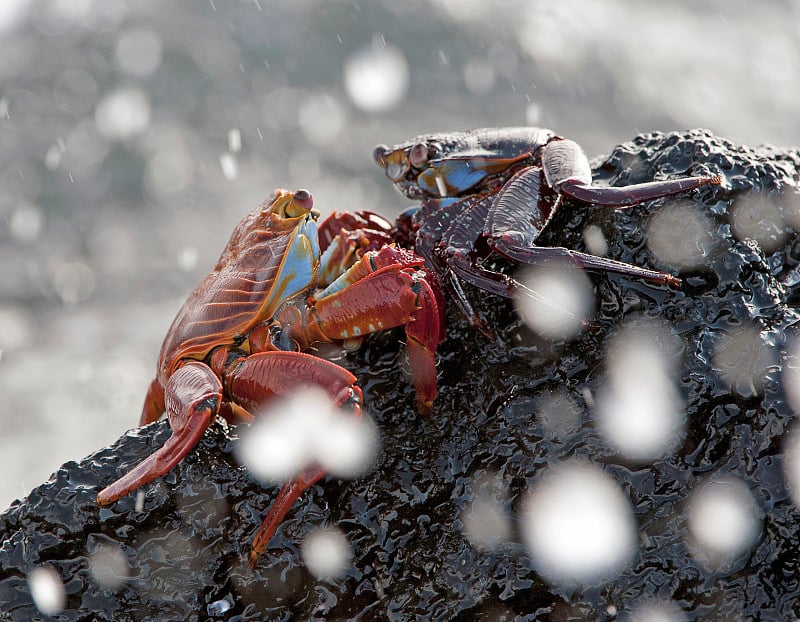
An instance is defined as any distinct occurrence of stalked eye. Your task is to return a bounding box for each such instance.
[408,142,428,167]
[294,188,312,208]
[427,142,442,159]
[385,161,409,182]
[373,144,390,166]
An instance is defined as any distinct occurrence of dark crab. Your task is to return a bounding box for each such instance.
[374,127,722,326]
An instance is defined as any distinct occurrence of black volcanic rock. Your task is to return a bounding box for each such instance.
[2,130,800,620]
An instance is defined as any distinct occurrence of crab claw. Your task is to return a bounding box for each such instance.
[96,361,222,506]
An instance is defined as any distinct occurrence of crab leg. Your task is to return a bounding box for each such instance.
[96,361,222,505]
[317,210,394,253]
[543,138,721,207]
[484,166,682,286]
[139,378,166,426]
[224,350,362,566]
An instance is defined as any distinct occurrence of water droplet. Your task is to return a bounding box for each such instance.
[177,247,199,272]
[582,224,608,257]
[28,566,65,615]
[687,477,762,569]
[462,473,511,551]
[89,542,129,589]
[630,600,687,622]
[219,152,238,180]
[647,200,718,269]
[521,461,637,584]
[9,202,43,242]
[731,193,787,253]
[237,388,375,482]
[52,261,95,304]
[115,29,162,77]
[462,56,495,96]
[95,88,151,140]
[227,128,242,153]
[343,39,409,113]
[514,265,594,340]
[712,324,775,398]
[596,322,685,461]
[525,101,542,125]
[298,93,344,146]
[302,527,352,579]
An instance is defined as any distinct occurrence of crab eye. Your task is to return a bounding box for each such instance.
[427,142,442,159]
[373,144,390,166]
[408,142,428,167]
[385,161,408,182]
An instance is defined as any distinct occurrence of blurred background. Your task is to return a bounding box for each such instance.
[1,0,798,511]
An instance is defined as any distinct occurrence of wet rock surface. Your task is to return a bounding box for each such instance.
[2,129,800,620]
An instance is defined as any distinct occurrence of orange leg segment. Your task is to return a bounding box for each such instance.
[139,378,166,426]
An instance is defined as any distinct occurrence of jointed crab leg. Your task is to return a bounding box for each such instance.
[542,138,721,207]
[223,350,363,566]
[97,361,222,505]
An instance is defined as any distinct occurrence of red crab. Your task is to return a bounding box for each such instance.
[96,188,443,566]
[374,127,722,325]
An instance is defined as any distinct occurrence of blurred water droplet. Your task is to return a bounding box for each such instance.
[219,152,238,180]
[313,410,378,479]
[177,246,199,272]
[45,144,62,169]
[537,389,582,437]
[227,128,242,153]
[302,527,352,579]
[145,134,195,198]
[581,224,608,257]
[525,101,542,125]
[647,200,718,269]
[95,88,151,140]
[0,306,32,353]
[462,56,495,95]
[52,261,95,304]
[344,39,409,113]
[522,461,637,584]
[596,322,684,461]
[514,265,593,340]
[135,490,145,512]
[89,542,129,589]
[28,566,65,615]
[298,93,344,146]
[116,29,162,77]
[731,193,787,253]
[9,202,43,242]
[687,477,762,569]
[630,600,687,622]
[237,387,375,482]
[712,324,775,398]
[462,473,511,551]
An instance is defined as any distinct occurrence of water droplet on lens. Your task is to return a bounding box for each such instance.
[28,566,65,615]
[344,39,409,113]
[521,461,637,584]
[302,527,352,579]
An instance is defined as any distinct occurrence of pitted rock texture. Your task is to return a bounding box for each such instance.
[2,129,800,621]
